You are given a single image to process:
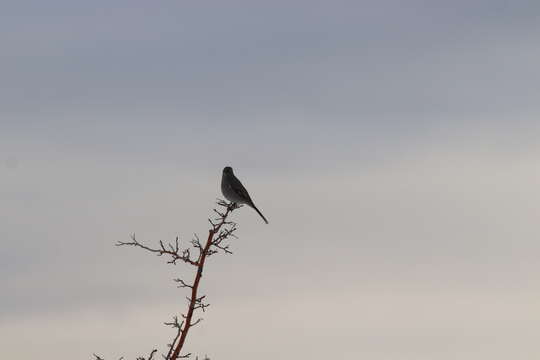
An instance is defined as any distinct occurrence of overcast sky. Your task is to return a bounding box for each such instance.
[2,1,540,359]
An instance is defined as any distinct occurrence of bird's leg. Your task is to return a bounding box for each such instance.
[229,202,244,210]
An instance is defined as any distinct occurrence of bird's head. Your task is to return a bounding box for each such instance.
[223,166,233,174]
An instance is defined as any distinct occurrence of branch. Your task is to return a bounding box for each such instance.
[168,201,237,360]
[117,235,198,266]
[136,349,157,360]
[98,199,238,360]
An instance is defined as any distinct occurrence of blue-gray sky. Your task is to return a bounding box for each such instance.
[2,1,540,359]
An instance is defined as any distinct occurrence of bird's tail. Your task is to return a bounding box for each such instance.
[250,204,269,224]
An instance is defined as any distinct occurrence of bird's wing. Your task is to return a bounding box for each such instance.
[230,176,253,203]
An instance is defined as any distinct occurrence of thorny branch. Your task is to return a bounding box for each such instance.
[96,200,238,360]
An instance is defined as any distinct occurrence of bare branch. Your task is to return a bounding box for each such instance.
[168,200,238,360]
[173,278,193,289]
[161,316,184,359]
[135,349,157,360]
[116,235,199,266]
[98,199,240,360]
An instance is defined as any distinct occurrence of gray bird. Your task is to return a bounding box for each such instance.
[221,166,269,224]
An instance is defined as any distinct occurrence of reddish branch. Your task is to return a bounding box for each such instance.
[108,200,238,360]
[169,224,218,358]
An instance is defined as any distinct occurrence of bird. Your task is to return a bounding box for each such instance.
[221,166,269,224]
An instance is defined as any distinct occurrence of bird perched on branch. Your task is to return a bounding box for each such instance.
[221,166,269,224]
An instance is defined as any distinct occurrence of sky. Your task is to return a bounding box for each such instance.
[1,1,540,359]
